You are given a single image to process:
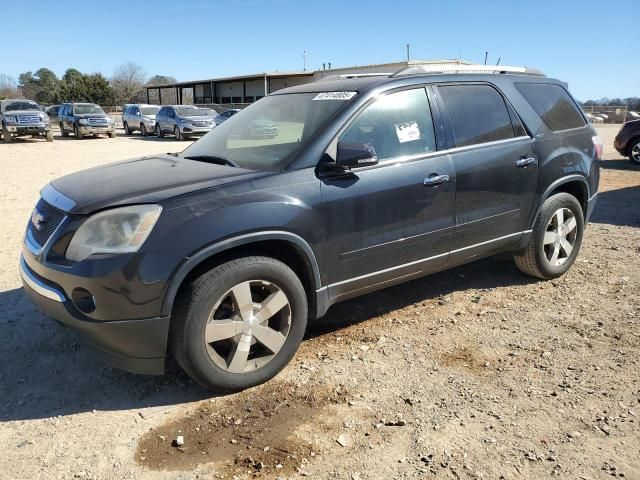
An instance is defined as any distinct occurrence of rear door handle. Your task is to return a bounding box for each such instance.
[423,174,450,187]
[515,157,536,168]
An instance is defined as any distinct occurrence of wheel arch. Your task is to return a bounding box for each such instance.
[161,231,322,321]
[626,135,640,156]
[530,175,590,228]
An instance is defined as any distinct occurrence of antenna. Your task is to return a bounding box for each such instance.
[406,44,410,62]
[484,51,488,65]
[303,50,307,71]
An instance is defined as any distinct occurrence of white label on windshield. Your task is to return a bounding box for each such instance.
[313,92,357,101]
[395,121,421,143]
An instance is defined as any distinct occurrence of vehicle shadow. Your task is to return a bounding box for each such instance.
[589,184,640,227]
[600,158,639,171]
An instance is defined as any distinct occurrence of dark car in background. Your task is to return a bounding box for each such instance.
[20,68,601,392]
[1,99,53,142]
[58,103,116,139]
[614,119,640,164]
[214,108,240,125]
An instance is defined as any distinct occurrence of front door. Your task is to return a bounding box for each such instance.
[434,83,538,258]
[320,87,456,301]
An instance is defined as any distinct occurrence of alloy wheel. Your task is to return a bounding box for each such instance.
[205,280,291,374]
[543,207,577,266]
[631,142,640,163]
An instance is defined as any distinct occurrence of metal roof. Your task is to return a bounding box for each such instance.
[146,71,314,89]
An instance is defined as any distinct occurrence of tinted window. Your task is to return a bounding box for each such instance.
[340,88,436,161]
[438,85,514,147]
[516,83,586,131]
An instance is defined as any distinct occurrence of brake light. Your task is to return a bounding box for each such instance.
[592,135,603,160]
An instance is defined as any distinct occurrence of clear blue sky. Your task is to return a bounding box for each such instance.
[4,0,638,101]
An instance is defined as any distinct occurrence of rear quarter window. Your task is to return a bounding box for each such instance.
[515,83,586,132]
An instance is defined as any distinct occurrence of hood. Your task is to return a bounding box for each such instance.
[2,109,44,117]
[74,113,109,119]
[49,154,266,214]
[182,115,215,121]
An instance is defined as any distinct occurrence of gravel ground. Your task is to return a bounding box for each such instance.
[1,125,638,480]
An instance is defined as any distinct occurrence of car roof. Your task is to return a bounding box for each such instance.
[273,72,564,96]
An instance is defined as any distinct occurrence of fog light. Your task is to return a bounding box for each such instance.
[72,288,96,314]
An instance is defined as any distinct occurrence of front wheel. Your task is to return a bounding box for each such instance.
[514,192,584,279]
[171,256,308,392]
[46,130,54,142]
[174,125,183,141]
[123,122,131,135]
[2,126,12,143]
[107,131,116,138]
[156,123,164,138]
[74,123,84,140]
[628,139,640,164]
[140,123,148,136]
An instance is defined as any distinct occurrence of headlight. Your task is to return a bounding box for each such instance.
[40,113,49,123]
[106,117,114,124]
[65,205,162,262]
[3,115,17,124]
[179,118,191,125]
[78,118,89,125]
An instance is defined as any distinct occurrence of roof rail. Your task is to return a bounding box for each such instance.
[316,73,392,82]
[392,64,545,77]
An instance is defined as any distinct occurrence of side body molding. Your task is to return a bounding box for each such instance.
[161,230,322,317]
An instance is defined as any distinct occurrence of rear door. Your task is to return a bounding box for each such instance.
[434,83,537,258]
[320,87,456,300]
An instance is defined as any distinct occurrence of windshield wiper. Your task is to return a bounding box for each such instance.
[182,155,239,168]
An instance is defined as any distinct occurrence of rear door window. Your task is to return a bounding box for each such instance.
[515,83,586,131]
[339,88,436,162]
[437,84,515,148]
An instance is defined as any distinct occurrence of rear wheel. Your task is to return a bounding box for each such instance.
[140,123,148,136]
[628,139,640,164]
[171,256,308,392]
[107,131,116,138]
[156,123,164,138]
[514,192,584,279]
[74,123,84,140]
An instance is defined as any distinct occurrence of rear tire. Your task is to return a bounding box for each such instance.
[140,123,148,136]
[74,123,84,140]
[514,193,584,279]
[107,131,116,138]
[171,256,308,392]
[156,124,164,138]
[628,138,640,164]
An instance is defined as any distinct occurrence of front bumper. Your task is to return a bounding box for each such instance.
[20,254,170,375]
[79,125,115,134]
[5,123,51,134]
[180,125,213,135]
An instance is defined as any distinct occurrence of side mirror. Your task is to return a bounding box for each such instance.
[336,142,378,169]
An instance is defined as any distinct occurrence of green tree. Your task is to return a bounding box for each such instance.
[17,68,59,104]
[147,75,177,86]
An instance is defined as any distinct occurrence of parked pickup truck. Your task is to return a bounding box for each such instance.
[1,99,53,142]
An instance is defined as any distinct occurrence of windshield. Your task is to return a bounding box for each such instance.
[73,104,105,115]
[175,107,209,117]
[3,101,41,112]
[181,93,353,171]
[141,106,160,115]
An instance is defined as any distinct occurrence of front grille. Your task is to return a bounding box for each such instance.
[17,114,41,124]
[192,120,211,127]
[88,117,109,126]
[29,198,66,247]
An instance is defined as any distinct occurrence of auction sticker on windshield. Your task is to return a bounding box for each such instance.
[313,92,357,101]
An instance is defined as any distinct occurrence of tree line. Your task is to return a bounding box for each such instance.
[581,97,640,111]
[0,63,177,106]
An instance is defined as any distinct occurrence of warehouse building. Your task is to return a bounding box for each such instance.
[144,59,473,107]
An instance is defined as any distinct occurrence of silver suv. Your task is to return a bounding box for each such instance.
[122,104,160,136]
[155,105,215,140]
[1,99,53,143]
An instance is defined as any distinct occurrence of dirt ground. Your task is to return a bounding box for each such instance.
[1,125,638,480]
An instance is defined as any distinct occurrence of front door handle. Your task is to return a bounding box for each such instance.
[423,173,450,187]
[515,157,536,168]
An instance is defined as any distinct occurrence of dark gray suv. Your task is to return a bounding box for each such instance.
[20,69,601,391]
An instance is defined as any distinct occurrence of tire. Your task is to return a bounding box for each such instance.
[107,131,116,138]
[123,122,131,135]
[140,123,148,137]
[2,126,12,143]
[628,138,640,164]
[45,130,54,142]
[514,192,584,279]
[156,124,164,138]
[171,256,308,392]
[74,123,84,140]
[60,123,69,137]
[174,125,183,141]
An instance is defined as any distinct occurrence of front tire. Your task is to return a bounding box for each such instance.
[171,256,308,392]
[156,123,164,138]
[2,126,12,143]
[74,123,84,140]
[514,192,584,279]
[628,138,640,164]
[60,123,69,137]
[140,123,148,136]
[46,130,54,142]
[174,125,183,141]
[123,122,131,135]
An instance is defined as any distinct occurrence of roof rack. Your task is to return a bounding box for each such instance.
[316,73,392,82]
[392,64,545,77]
